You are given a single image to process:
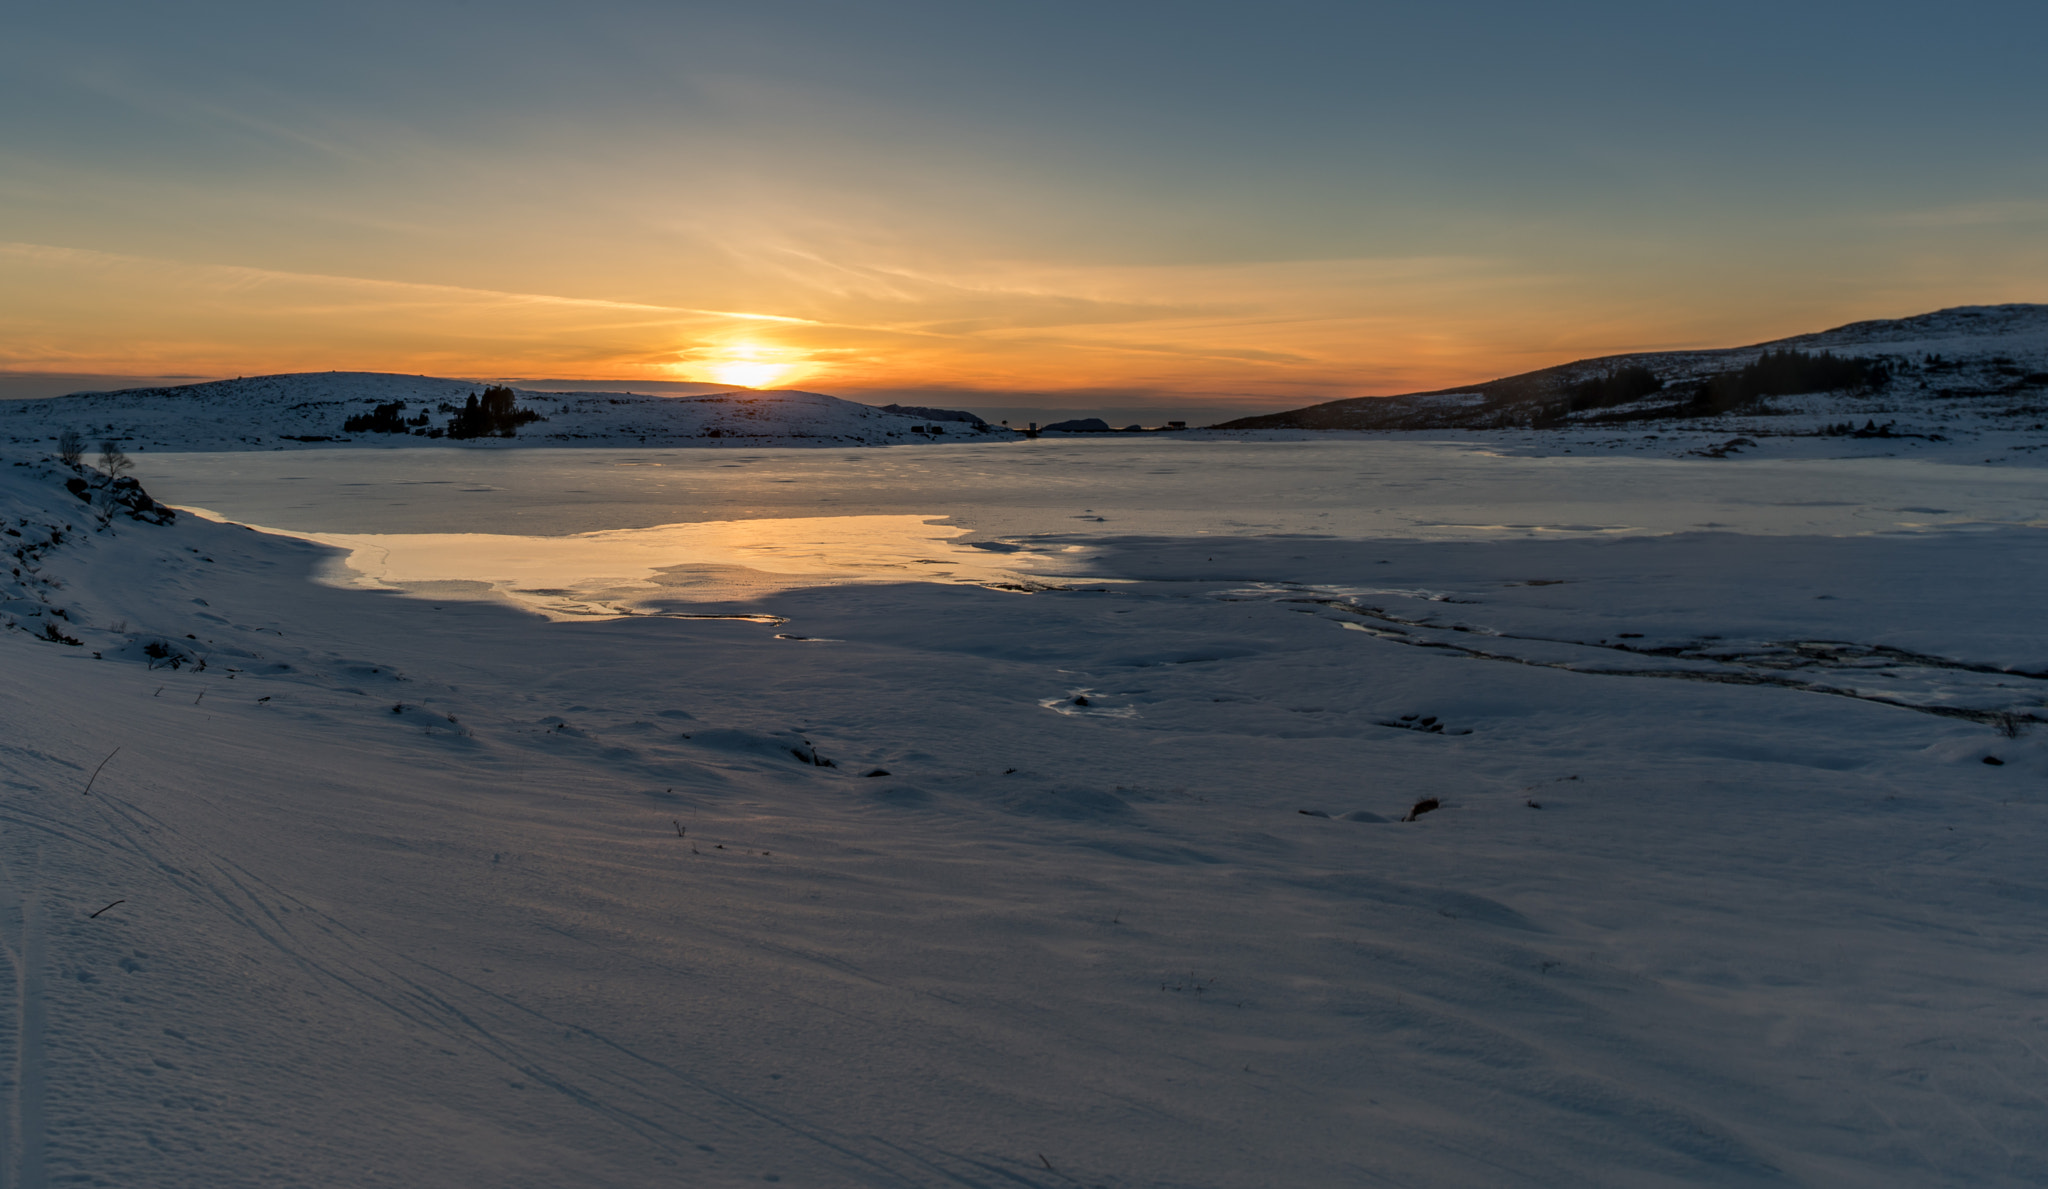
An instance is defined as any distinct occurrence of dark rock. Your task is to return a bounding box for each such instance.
[1403,797,1441,822]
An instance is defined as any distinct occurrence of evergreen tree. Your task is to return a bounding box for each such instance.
[446,386,542,438]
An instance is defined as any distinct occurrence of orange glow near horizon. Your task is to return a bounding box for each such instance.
[692,340,811,390]
[3,239,2041,410]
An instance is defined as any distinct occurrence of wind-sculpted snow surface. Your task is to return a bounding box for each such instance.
[0,373,1014,453]
[1,446,2047,1186]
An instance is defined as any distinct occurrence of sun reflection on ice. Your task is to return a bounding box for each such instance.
[187,511,1089,620]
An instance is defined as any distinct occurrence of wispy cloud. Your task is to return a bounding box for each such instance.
[0,238,1590,398]
[0,242,791,321]
[10,234,1988,403]
[0,242,832,375]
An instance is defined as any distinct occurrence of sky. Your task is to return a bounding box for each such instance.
[3,0,2045,416]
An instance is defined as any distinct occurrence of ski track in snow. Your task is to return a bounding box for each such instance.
[67,786,974,1185]
[0,721,1046,1185]
[0,854,47,1189]
[16,879,41,1189]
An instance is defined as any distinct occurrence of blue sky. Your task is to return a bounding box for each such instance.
[3,1,2043,411]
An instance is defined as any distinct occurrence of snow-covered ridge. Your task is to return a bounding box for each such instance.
[1784,302,2048,353]
[1218,303,2048,434]
[0,372,1016,453]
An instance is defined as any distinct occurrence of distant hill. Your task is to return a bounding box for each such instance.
[877,403,988,426]
[0,372,1011,452]
[1215,304,2048,432]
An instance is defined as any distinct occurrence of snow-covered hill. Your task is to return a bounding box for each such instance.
[1218,303,2048,435]
[1786,303,2048,355]
[0,373,1013,453]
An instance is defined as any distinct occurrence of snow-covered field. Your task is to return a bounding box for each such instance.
[3,435,2047,1187]
[0,374,1015,453]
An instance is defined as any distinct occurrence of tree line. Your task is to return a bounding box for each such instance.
[340,387,544,438]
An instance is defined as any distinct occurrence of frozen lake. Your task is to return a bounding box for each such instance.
[135,436,2048,539]
[134,437,2048,618]
[8,437,2048,1185]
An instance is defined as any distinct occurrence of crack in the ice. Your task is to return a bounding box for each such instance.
[1296,597,2044,728]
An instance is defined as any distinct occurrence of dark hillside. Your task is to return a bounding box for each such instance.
[1214,304,2047,431]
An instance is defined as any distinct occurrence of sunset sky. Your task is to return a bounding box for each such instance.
[4,0,2044,415]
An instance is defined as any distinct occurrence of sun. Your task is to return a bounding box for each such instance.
[696,342,806,389]
[707,359,791,388]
